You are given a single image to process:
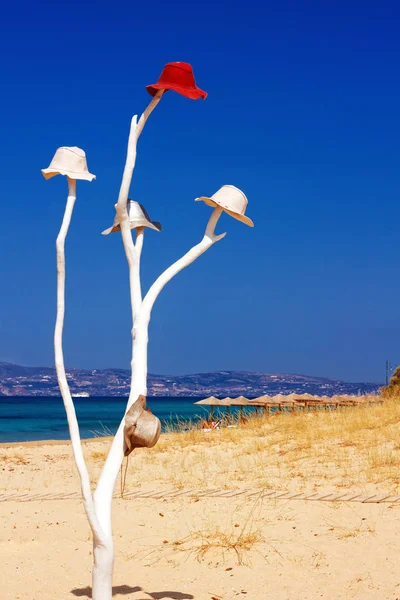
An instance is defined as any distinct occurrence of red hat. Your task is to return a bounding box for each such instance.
[146,62,207,100]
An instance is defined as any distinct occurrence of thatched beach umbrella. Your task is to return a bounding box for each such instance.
[331,395,352,406]
[221,397,236,405]
[252,395,272,401]
[194,396,222,405]
[284,393,300,401]
[251,394,283,414]
[228,396,250,420]
[230,395,250,404]
[194,396,225,420]
[266,394,296,412]
[219,398,236,421]
[271,394,294,410]
[318,395,339,410]
[243,396,269,415]
[292,394,320,410]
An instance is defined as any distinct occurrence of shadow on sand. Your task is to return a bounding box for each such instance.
[71,585,194,599]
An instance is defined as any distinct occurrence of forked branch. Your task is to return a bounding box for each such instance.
[139,207,226,326]
[114,90,164,321]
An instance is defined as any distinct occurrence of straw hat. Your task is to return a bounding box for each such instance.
[42,146,95,181]
[102,200,162,235]
[195,185,254,227]
[124,396,161,456]
[146,62,207,100]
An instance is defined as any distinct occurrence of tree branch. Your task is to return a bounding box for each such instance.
[114,90,164,321]
[94,94,164,534]
[140,207,225,325]
[125,207,226,420]
[135,227,145,260]
[55,178,105,544]
[136,90,164,139]
[115,116,141,326]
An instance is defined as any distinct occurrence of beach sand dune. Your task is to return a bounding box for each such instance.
[2,401,400,599]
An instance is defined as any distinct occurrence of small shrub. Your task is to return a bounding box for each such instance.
[382,365,400,398]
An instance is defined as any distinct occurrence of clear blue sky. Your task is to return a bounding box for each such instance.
[0,0,399,383]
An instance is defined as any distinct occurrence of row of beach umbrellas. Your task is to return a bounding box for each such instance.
[195,393,382,409]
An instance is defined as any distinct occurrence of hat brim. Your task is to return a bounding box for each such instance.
[41,168,96,182]
[102,220,162,236]
[195,197,254,227]
[146,83,207,100]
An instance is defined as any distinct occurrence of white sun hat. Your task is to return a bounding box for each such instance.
[102,200,162,235]
[42,146,96,181]
[195,185,254,227]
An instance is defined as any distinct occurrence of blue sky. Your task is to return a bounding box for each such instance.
[0,0,399,383]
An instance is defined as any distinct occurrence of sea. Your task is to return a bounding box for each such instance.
[0,396,241,443]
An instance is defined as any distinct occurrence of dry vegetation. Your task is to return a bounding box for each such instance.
[2,392,400,497]
[114,392,400,495]
[139,497,266,566]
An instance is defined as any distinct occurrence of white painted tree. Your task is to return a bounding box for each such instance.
[43,63,253,600]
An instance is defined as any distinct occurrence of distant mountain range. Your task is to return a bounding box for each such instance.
[0,361,381,397]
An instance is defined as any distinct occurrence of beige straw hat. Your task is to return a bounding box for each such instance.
[124,396,161,456]
[42,146,96,181]
[102,200,161,235]
[195,185,254,227]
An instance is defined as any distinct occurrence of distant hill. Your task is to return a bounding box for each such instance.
[0,361,381,397]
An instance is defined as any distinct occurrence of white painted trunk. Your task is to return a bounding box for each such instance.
[92,540,114,600]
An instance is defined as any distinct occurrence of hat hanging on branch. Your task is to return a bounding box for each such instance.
[102,200,162,235]
[195,185,254,227]
[146,62,207,100]
[41,147,96,182]
[123,396,161,457]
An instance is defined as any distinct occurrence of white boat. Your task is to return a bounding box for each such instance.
[72,392,90,398]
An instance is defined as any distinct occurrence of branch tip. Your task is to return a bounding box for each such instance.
[213,232,227,243]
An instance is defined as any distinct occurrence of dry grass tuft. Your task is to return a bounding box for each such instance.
[150,497,266,566]
[177,523,264,564]
[90,450,108,462]
[1,450,30,465]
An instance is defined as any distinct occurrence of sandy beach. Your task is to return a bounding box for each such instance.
[2,492,400,600]
[2,402,400,599]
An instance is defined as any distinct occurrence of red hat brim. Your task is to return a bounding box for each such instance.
[146,83,207,100]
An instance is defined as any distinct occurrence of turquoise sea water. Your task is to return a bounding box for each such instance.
[0,396,237,443]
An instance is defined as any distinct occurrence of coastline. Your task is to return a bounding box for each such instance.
[0,393,383,445]
[0,436,113,448]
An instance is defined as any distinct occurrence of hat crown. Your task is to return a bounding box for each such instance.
[212,185,248,215]
[195,185,253,227]
[146,61,207,100]
[103,200,161,235]
[127,200,147,221]
[127,201,160,229]
[42,145,95,181]
[50,146,89,173]
[158,62,197,90]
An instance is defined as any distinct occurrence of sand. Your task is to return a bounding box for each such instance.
[2,495,400,600]
[2,434,400,600]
